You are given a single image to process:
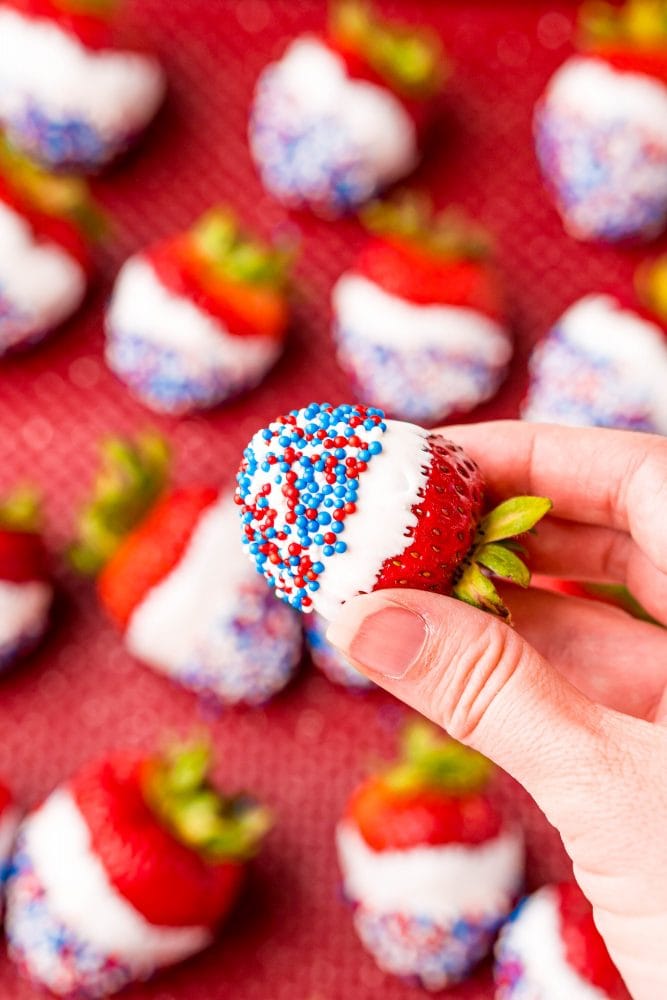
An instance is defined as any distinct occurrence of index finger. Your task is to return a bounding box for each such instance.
[439,421,667,574]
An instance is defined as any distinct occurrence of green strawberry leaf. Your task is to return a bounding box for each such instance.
[144,742,272,862]
[479,496,552,544]
[476,542,530,587]
[384,720,492,794]
[453,563,509,620]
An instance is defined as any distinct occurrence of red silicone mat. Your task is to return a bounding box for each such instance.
[0,1,652,997]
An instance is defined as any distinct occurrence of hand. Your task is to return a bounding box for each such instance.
[327,421,667,1000]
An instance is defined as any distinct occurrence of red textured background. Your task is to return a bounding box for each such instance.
[0,1,653,997]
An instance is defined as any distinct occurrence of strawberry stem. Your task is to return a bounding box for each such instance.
[0,138,105,242]
[453,496,553,622]
[68,431,170,575]
[579,0,667,49]
[143,742,272,862]
[329,0,445,98]
[360,191,491,260]
[0,488,41,533]
[384,720,492,794]
[190,208,291,288]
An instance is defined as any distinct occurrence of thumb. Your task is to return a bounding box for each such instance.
[327,589,667,1000]
[326,588,616,834]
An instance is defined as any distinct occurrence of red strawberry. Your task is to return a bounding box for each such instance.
[69,432,221,631]
[98,487,218,631]
[338,722,524,990]
[557,883,627,997]
[145,209,290,341]
[237,403,551,620]
[347,722,502,851]
[0,490,49,584]
[5,742,269,999]
[355,193,504,316]
[373,435,484,594]
[70,745,268,928]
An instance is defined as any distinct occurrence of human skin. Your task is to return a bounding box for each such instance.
[327,421,667,1000]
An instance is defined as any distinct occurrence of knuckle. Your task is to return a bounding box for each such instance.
[420,619,525,744]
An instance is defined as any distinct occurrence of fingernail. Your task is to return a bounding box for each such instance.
[327,603,429,680]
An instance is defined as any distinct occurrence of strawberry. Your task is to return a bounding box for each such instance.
[522,294,667,433]
[337,721,524,990]
[0,0,165,171]
[495,883,627,999]
[0,490,53,671]
[0,143,98,355]
[71,432,301,705]
[5,743,270,997]
[236,402,551,621]
[534,0,667,242]
[333,193,512,425]
[249,1,444,213]
[105,208,291,415]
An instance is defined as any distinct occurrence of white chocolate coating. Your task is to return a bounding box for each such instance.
[18,789,210,973]
[337,820,524,922]
[106,256,281,391]
[496,885,610,999]
[0,201,86,350]
[0,578,52,652]
[0,8,165,139]
[543,56,667,137]
[251,36,418,202]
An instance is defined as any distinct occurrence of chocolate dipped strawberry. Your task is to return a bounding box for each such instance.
[236,402,551,620]
[0,142,98,355]
[495,883,627,999]
[337,722,524,989]
[5,743,270,997]
[0,490,53,671]
[249,0,444,214]
[535,0,667,241]
[0,0,165,171]
[71,433,301,705]
[522,292,667,433]
[332,194,513,424]
[105,208,291,415]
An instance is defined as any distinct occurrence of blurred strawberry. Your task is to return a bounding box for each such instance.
[0,0,164,170]
[70,432,301,705]
[332,193,512,424]
[5,742,270,997]
[249,1,445,213]
[337,720,524,990]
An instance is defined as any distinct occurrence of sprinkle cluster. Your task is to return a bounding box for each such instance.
[236,402,387,611]
[353,905,503,991]
[523,323,663,433]
[6,838,136,999]
[535,96,667,241]
[336,322,508,424]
